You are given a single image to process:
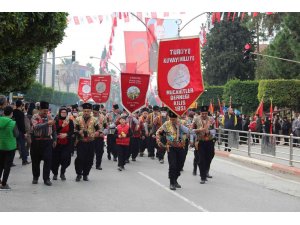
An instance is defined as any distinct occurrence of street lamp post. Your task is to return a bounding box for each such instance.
[89,56,121,73]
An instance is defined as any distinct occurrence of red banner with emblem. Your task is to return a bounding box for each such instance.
[121,73,150,113]
[157,36,204,116]
[77,78,91,102]
[91,75,111,103]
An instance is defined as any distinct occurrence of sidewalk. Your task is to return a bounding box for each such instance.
[215,150,300,177]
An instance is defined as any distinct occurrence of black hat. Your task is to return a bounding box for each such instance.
[82,103,92,109]
[160,107,168,112]
[72,104,78,109]
[93,104,100,111]
[16,100,23,107]
[141,107,149,113]
[113,104,119,110]
[153,105,160,111]
[168,110,178,118]
[40,101,49,110]
[200,105,209,112]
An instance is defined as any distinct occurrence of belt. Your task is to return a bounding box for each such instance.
[33,137,52,140]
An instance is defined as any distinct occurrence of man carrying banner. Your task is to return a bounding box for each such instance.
[106,104,120,161]
[93,104,107,170]
[147,105,162,159]
[192,106,216,184]
[74,103,100,182]
[156,110,190,191]
[31,101,57,186]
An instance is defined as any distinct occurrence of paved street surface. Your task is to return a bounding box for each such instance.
[1,149,300,212]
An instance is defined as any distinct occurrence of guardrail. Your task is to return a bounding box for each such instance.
[216,128,300,167]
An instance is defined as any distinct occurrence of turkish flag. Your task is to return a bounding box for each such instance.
[255,99,264,117]
[77,78,91,102]
[124,31,150,74]
[86,16,93,24]
[121,73,150,113]
[91,75,111,103]
[73,16,80,25]
[157,37,204,116]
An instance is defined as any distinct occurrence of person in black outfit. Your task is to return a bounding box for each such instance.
[221,108,237,152]
[282,117,291,145]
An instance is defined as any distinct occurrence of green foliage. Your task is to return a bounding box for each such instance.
[24,82,79,106]
[202,17,256,85]
[197,86,224,106]
[258,79,300,111]
[0,12,68,93]
[223,79,259,114]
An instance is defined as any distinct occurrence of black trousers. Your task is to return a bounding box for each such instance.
[30,139,53,181]
[107,134,117,159]
[157,147,166,160]
[148,136,158,157]
[117,145,129,167]
[52,143,72,176]
[193,150,200,173]
[167,147,186,184]
[224,131,231,151]
[129,137,140,160]
[0,150,16,186]
[197,140,215,180]
[94,137,104,167]
[139,136,149,154]
[75,141,95,176]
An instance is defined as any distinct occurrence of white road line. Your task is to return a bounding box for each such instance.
[215,157,300,185]
[138,171,209,212]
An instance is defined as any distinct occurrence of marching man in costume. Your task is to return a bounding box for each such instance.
[156,110,191,191]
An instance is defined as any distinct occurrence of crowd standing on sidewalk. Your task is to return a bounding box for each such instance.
[0,94,299,191]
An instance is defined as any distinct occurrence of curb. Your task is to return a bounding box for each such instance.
[215,150,300,177]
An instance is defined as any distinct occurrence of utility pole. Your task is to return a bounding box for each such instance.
[43,50,47,86]
[52,49,55,88]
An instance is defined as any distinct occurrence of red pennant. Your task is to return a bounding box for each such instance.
[121,73,150,113]
[86,16,93,24]
[266,12,274,15]
[73,16,80,25]
[241,12,246,21]
[137,12,143,21]
[216,12,221,22]
[112,16,117,27]
[77,78,91,102]
[157,37,205,116]
[91,75,111,103]
[124,12,129,22]
[98,15,103,24]
[232,12,236,21]
[218,98,224,115]
[253,12,259,17]
[119,12,122,19]
[227,12,231,21]
[255,99,264,117]
[151,12,157,18]
[211,12,216,25]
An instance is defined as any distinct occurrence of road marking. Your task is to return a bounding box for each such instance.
[215,158,300,185]
[138,171,209,212]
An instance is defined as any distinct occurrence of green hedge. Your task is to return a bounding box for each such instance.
[223,79,259,114]
[258,79,300,111]
[197,85,224,107]
[24,82,79,106]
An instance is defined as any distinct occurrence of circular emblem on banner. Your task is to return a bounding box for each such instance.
[82,84,91,94]
[167,64,190,89]
[96,82,106,93]
[127,86,140,100]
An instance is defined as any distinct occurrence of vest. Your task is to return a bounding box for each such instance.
[224,114,235,129]
[0,117,17,151]
[57,119,70,145]
[116,124,130,146]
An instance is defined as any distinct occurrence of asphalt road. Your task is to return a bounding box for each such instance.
[1,148,300,212]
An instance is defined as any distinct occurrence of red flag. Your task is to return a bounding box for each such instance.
[90,75,111,103]
[86,16,93,24]
[124,31,150,74]
[266,12,274,15]
[269,99,273,134]
[118,12,122,19]
[157,37,204,116]
[255,99,264,117]
[253,12,259,17]
[232,12,236,21]
[218,98,224,115]
[77,78,91,102]
[120,62,137,73]
[211,13,216,25]
[121,73,150,113]
[227,12,231,21]
[73,16,80,25]
[216,12,221,22]
[151,12,157,18]
[98,15,103,24]
[164,12,169,17]
[199,27,207,46]
[137,12,143,20]
[241,12,246,21]
[209,101,214,114]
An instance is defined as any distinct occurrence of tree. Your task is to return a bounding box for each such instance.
[0,12,68,93]
[86,63,95,74]
[202,15,256,85]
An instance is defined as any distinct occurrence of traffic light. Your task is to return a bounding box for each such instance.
[243,43,252,62]
[72,50,76,62]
